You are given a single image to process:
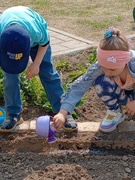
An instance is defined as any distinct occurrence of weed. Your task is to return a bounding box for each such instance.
[55,59,71,72]
[88,49,97,64]
[20,71,52,112]
[0,69,52,112]
[115,16,122,22]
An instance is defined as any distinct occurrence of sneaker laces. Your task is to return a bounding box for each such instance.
[106,114,115,120]
[105,110,120,121]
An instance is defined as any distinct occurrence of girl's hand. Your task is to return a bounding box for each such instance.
[53,113,66,132]
[125,100,135,115]
[26,63,39,79]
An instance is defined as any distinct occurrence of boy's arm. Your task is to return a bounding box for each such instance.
[26,45,48,79]
[33,45,48,66]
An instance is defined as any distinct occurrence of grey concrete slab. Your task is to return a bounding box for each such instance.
[48,27,97,57]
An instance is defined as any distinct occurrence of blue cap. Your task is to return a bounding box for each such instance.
[0,24,30,74]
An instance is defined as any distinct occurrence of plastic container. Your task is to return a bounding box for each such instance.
[36,115,56,143]
[0,107,6,124]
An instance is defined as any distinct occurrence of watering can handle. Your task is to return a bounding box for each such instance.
[50,116,53,121]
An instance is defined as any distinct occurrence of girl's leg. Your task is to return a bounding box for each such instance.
[30,45,63,113]
[95,74,129,110]
[94,74,128,132]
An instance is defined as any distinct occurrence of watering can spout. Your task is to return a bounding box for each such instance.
[48,125,56,143]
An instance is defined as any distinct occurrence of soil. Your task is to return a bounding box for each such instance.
[0,47,135,180]
[0,1,135,179]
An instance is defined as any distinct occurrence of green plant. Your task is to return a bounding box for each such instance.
[0,68,59,113]
[65,63,87,83]
[88,49,97,64]
[68,71,83,83]
[55,59,71,72]
[19,71,52,112]
[29,76,52,112]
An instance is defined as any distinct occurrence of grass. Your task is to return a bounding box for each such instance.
[0,0,135,42]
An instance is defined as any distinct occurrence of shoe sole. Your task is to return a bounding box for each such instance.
[63,115,78,132]
[63,126,78,132]
[0,118,24,133]
[99,115,125,133]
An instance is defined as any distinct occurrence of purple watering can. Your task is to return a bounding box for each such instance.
[36,115,56,143]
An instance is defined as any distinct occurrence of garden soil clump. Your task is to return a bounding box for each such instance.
[0,47,135,180]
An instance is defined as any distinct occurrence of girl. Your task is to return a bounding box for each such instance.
[53,27,135,133]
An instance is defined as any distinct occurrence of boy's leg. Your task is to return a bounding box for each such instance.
[3,73,22,114]
[30,45,77,131]
[30,45,63,113]
[94,74,128,132]
[0,73,23,132]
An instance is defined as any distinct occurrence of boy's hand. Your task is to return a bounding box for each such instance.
[26,63,39,79]
[53,113,66,132]
[125,100,135,115]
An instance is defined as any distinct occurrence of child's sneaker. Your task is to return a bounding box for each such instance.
[63,114,78,132]
[99,109,125,132]
[0,113,23,132]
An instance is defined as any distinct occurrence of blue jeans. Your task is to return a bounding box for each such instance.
[94,74,135,111]
[3,45,63,114]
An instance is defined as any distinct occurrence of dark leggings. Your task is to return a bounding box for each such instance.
[94,75,134,111]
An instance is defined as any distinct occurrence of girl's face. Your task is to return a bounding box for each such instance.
[101,66,125,77]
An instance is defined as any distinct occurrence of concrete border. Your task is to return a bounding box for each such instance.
[0,120,135,152]
[48,27,98,56]
[48,27,96,45]
[16,120,135,133]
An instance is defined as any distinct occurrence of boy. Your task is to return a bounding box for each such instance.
[0,6,77,132]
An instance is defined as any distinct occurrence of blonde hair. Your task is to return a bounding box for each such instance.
[99,27,129,51]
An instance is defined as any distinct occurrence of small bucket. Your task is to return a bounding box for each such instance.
[0,107,6,124]
[36,115,56,143]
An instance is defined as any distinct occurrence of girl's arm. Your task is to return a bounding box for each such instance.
[53,62,103,131]
[60,62,103,114]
